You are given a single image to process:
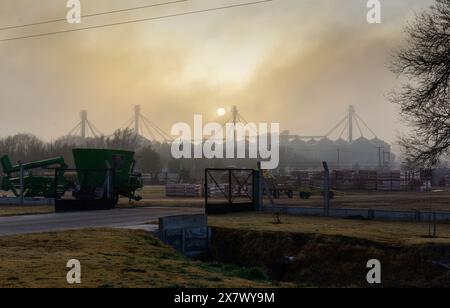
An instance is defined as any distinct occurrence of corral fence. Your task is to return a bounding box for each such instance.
[166,184,201,198]
[141,172,180,185]
[265,206,450,223]
[289,169,431,191]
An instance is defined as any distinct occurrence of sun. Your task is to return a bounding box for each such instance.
[217,107,227,117]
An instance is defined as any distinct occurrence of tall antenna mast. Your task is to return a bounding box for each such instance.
[134,105,141,135]
[120,105,173,142]
[324,105,377,142]
[67,110,103,138]
[80,110,88,139]
[348,105,355,143]
[232,106,238,126]
[232,105,238,143]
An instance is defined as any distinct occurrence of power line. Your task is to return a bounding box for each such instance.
[0,0,189,31]
[0,0,273,42]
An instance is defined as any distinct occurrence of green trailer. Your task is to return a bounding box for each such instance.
[1,148,143,210]
[72,148,142,202]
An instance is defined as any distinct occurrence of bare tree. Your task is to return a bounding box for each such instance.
[135,145,161,173]
[391,0,450,167]
[0,134,46,163]
[106,128,140,150]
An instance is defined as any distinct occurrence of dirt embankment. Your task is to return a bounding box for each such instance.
[0,229,286,288]
[206,227,450,288]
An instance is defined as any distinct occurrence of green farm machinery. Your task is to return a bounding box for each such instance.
[1,155,69,198]
[1,149,143,211]
[70,149,142,203]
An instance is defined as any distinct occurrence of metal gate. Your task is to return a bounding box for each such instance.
[204,168,258,214]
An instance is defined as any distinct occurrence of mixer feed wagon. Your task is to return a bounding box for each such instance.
[1,149,143,211]
[71,148,142,203]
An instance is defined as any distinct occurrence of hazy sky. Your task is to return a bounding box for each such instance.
[0,0,436,142]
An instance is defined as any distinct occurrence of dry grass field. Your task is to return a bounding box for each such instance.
[209,213,450,246]
[134,186,450,212]
[0,204,448,288]
[0,228,289,288]
[271,190,450,212]
[2,186,450,217]
[0,205,54,217]
[2,185,450,214]
[207,213,450,288]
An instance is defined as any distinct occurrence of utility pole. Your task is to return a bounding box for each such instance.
[337,149,341,168]
[134,105,141,135]
[232,105,238,140]
[255,162,265,211]
[377,146,384,169]
[383,150,391,168]
[80,110,88,139]
[232,106,238,156]
[323,161,331,217]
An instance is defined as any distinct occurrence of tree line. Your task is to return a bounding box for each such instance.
[0,129,161,173]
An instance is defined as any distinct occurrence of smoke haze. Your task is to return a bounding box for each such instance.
[0,0,435,143]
